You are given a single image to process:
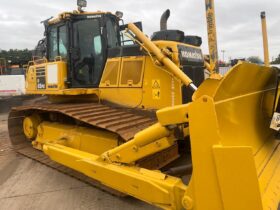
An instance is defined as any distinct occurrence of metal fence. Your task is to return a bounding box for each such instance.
[219,67,231,76]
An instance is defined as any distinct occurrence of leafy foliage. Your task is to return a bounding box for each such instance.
[272,54,280,64]
[247,56,263,64]
[0,49,32,66]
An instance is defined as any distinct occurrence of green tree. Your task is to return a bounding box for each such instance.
[272,54,280,64]
[0,49,32,67]
[247,56,263,64]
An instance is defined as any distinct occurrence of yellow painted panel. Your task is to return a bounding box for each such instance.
[213,63,277,155]
[119,57,145,88]
[36,122,118,155]
[100,58,121,87]
[46,62,67,90]
[98,41,184,110]
[258,142,280,210]
[213,146,263,210]
[141,57,182,109]
[26,60,67,93]
[187,96,224,210]
[99,88,143,108]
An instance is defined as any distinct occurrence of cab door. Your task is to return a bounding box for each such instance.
[71,17,105,88]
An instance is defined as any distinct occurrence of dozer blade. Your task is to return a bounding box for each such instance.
[187,62,280,210]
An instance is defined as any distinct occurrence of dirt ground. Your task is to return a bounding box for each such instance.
[0,112,157,210]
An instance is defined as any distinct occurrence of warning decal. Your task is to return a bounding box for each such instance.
[152,79,160,100]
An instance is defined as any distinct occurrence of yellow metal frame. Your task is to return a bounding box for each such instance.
[29,63,280,210]
[27,88,100,96]
[34,122,118,155]
[21,6,280,208]
[25,31,193,109]
[42,143,187,209]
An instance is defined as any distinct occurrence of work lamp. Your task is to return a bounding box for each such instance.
[77,0,87,8]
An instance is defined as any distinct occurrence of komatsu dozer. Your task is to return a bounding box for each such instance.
[8,0,280,209]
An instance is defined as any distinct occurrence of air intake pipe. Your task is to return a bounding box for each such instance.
[160,9,170,31]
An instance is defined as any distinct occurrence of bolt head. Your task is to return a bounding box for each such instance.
[182,196,193,210]
[132,146,139,152]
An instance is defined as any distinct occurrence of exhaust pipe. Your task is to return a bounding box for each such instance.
[160,9,170,31]
[261,11,270,67]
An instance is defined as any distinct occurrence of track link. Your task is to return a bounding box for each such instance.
[11,102,157,141]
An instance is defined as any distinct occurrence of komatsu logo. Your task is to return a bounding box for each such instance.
[87,15,102,19]
[181,51,203,61]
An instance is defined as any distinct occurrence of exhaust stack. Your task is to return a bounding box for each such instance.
[261,11,270,67]
[160,9,170,31]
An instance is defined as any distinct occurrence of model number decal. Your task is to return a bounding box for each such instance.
[178,45,204,64]
[37,78,46,89]
[181,51,203,60]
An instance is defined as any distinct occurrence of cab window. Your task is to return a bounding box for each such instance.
[106,18,119,48]
[48,25,68,60]
[58,25,68,58]
[49,28,58,60]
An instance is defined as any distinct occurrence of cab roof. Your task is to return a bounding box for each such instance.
[48,11,115,25]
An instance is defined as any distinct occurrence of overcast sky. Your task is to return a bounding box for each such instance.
[0,0,279,61]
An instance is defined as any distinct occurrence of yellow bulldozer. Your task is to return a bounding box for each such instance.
[8,0,280,209]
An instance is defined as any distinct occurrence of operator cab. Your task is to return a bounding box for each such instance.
[46,12,120,88]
